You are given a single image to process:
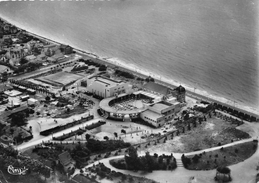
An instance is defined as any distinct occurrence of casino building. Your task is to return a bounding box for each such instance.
[98,79,186,128]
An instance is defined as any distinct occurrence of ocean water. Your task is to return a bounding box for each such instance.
[0,0,258,112]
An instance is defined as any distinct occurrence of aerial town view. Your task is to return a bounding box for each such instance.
[0,1,258,183]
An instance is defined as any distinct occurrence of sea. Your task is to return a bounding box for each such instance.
[0,0,258,113]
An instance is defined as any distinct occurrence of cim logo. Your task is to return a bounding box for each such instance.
[7,165,28,176]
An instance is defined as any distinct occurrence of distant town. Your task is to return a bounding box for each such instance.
[0,17,259,183]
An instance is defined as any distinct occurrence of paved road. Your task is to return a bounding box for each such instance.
[17,118,101,151]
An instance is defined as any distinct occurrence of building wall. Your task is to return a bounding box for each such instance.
[148,103,176,122]
[87,78,129,98]
[88,80,108,98]
[140,112,165,128]
[174,102,181,113]
[109,83,129,97]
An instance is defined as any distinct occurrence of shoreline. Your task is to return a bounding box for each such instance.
[0,16,258,119]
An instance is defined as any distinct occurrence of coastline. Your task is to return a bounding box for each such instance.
[1,16,258,119]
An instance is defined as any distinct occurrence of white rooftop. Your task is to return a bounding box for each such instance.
[142,109,164,121]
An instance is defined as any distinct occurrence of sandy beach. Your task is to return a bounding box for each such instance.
[1,16,258,119]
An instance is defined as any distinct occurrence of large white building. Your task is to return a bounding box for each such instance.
[140,101,181,127]
[87,76,130,98]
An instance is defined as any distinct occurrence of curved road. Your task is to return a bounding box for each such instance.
[75,138,257,183]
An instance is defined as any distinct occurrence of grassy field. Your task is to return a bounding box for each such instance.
[184,140,257,170]
[145,117,250,153]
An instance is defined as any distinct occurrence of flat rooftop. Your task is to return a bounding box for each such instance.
[150,102,172,112]
[94,77,122,87]
[142,109,163,120]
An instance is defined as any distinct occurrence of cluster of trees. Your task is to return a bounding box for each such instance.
[71,65,88,72]
[214,103,257,122]
[9,79,51,95]
[98,65,107,71]
[10,111,28,127]
[20,58,29,65]
[0,144,51,182]
[136,77,145,82]
[216,112,243,126]
[115,69,135,79]
[19,34,34,44]
[86,139,131,154]
[34,143,89,169]
[181,154,192,168]
[145,76,155,82]
[34,138,130,169]
[112,147,177,172]
[0,71,8,82]
[87,163,157,183]
[15,62,42,74]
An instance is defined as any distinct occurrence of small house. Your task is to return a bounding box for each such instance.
[58,151,76,173]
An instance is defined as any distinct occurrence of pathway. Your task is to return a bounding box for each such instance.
[74,137,257,183]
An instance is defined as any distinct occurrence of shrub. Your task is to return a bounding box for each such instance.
[253,144,257,150]
[234,149,239,153]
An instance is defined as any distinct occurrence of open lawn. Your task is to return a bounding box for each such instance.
[145,117,250,153]
[184,140,258,170]
[179,117,250,152]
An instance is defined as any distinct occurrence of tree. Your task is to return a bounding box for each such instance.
[121,129,126,136]
[124,146,140,170]
[234,149,238,154]
[144,151,155,172]
[187,124,191,131]
[85,134,91,140]
[10,112,27,127]
[114,132,118,139]
[192,155,200,163]
[1,71,8,82]
[99,65,107,71]
[45,96,50,102]
[20,58,28,65]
